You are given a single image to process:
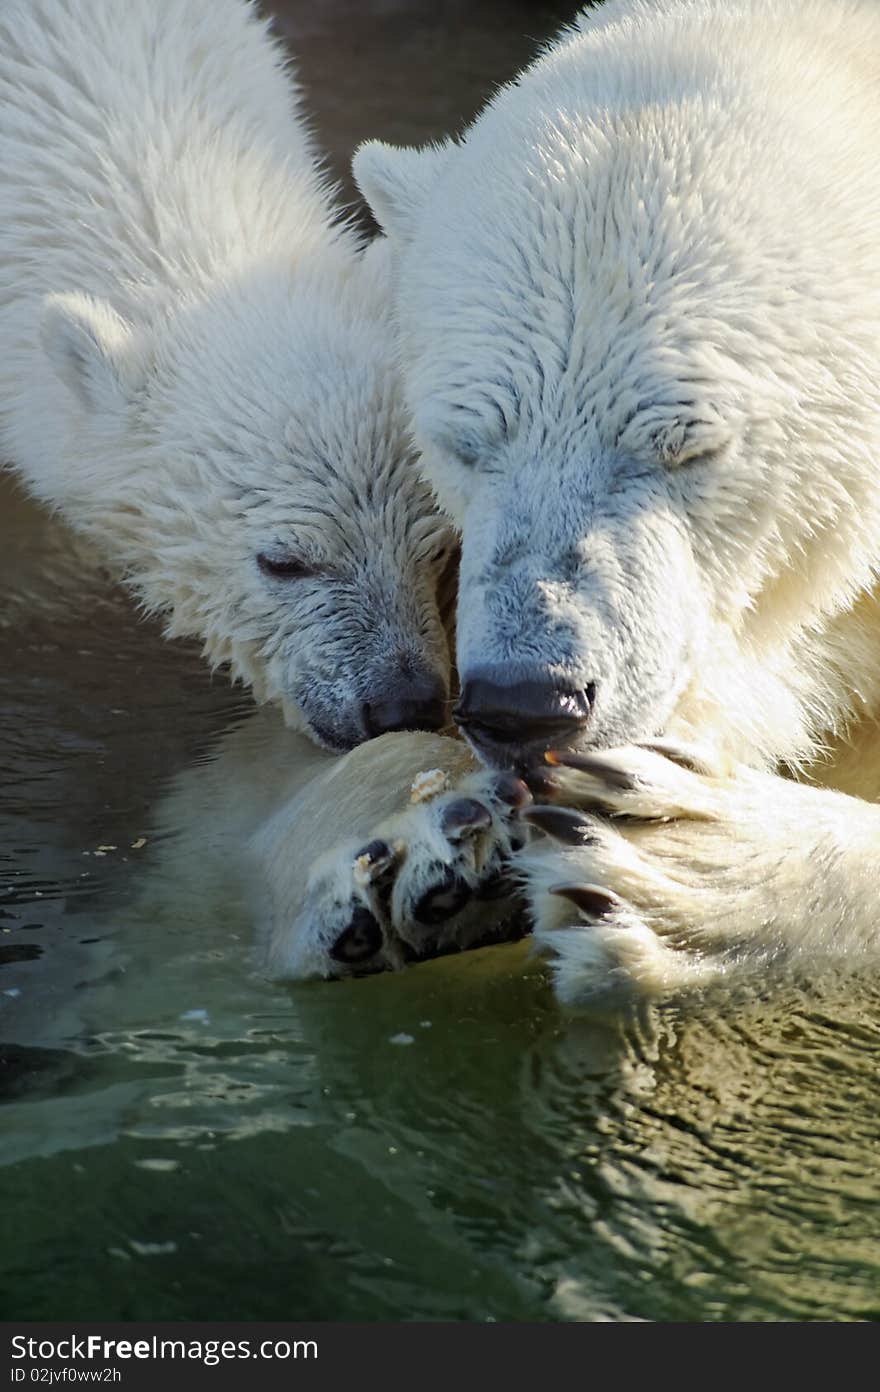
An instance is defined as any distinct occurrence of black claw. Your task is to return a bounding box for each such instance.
[330,905,384,964]
[490,772,533,811]
[545,750,635,791]
[638,740,710,775]
[413,866,472,924]
[441,797,492,842]
[522,766,559,799]
[549,882,620,919]
[353,838,399,884]
[521,805,596,845]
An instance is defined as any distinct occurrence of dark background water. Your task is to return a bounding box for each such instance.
[265,0,576,216]
[1,0,879,1324]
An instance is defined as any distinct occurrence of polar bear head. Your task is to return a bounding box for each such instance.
[39,242,454,751]
[353,16,880,770]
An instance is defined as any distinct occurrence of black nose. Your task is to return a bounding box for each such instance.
[454,672,596,750]
[363,673,447,738]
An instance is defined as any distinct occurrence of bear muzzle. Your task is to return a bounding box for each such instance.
[454,669,596,769]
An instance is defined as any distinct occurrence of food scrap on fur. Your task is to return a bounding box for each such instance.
[409,768,450,804]
[352,853,373,888]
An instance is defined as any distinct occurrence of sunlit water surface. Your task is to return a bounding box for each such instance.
[2,1,879,1323]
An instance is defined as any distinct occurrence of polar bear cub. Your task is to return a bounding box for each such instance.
[0,0,452,752]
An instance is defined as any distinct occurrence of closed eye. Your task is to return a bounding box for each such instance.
[452,441,481,468]
[652,427,732,470]
[666,443,725,468]
[428,427,485,469]
[257,551,316,580]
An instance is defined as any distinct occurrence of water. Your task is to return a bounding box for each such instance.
[2,0,880,1324]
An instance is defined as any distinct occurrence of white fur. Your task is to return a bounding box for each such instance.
[349,0,880,1004]
[0,0,452,750]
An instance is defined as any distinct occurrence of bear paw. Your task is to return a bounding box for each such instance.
[307,769,532,977]
[520,742,751,1007]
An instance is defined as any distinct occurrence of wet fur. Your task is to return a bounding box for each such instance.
[0,0,451,748]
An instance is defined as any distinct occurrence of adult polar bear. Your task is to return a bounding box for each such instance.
[0,0,453,753]
[340,0,880,1003]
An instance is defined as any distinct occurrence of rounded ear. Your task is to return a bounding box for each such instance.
[352,138,453,244]
[40,292,147,413]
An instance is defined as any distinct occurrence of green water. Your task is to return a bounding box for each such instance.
[3,0,880,1324]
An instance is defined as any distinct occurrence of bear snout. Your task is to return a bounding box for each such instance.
[361,671,448,739]
[454,669,596,766]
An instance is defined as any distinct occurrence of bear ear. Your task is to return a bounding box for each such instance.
[40,292,147,413]
[353,139,452,244]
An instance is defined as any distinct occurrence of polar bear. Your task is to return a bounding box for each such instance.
[0,0,453,752]
[298,0,880,1004]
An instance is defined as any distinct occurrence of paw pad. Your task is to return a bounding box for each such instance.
[413,865,472,925]
[329,905,384,964]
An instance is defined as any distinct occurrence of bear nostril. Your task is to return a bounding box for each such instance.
[454,673,596,751]
[330,906,383,965]
[363,673,448,738]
